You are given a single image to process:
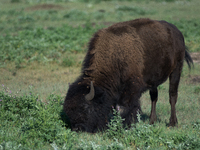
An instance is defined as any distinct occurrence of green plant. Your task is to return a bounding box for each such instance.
[0,25,98,67]
[194,86,200,94]
[63,9,88,21]
[158,84,166,90]
[106,107,125,138]
[1,83,200,149]
[116,6,146,15]
[0,85,72,149]
[116,5,156,15]
[62,55,77,67]
[11,0,20,3]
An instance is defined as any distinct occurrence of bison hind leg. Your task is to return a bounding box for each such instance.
[168,62,183,126]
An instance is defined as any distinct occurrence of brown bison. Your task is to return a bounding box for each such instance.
[63,18,193,132]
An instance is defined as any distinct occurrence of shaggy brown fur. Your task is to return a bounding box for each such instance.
[64,18,193,132]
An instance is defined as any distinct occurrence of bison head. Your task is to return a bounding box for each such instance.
[63,81,112,133]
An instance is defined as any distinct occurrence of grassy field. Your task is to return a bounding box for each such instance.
[0,0,200,149]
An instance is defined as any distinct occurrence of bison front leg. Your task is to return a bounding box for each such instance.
[121,94,141,127]
[149,87,158,124]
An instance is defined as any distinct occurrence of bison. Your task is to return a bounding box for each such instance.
[63,18,193,133]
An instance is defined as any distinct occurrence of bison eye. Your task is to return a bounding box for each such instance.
[72,123,86,132]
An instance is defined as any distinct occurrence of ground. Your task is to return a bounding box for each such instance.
[25,4,64,11]
[190,52,200,64]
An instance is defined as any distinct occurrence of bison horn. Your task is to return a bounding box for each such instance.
[85,81,95,101]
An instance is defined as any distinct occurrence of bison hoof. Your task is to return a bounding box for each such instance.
[149,115,157,125]
[169,118,178,127]
[150,120,156,125]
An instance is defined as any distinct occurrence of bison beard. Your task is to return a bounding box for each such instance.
[63,18,193,133]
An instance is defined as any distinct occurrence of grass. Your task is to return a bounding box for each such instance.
[0,63,82,100]
[1,0,200,69]
[0,0,200,149]
[1,81,200,149]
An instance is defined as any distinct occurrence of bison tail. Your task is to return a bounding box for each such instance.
[185,47,193,69]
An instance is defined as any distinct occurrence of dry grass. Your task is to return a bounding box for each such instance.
[0,62,82,100]
[1,56,199,125]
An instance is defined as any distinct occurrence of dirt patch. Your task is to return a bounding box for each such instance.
[187,52,200,84]
[190,52,200,64]
[25,4,64,11]
[189,75,200,84]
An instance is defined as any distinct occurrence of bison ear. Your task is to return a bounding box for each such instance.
[85,81,95,101]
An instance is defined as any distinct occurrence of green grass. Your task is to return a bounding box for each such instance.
[0,85,200,149]
[1,0,200,68]
[0,0,200,149]
[0,19,200,68]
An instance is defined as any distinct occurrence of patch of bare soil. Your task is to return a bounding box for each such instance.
[186,52,200,84]
[190,52,200,64]
[189,75,200,84]
[25,4,63,11]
